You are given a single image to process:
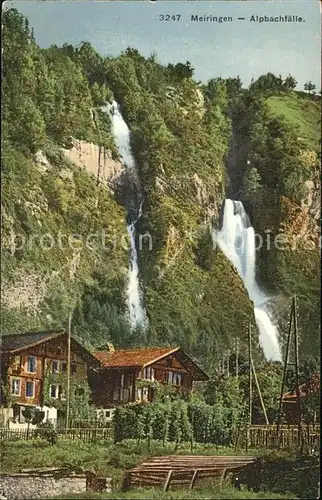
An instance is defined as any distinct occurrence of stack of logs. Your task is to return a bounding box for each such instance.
[122,455,256,491]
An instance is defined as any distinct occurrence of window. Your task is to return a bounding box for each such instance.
[50,384,59,399]
[27,356,36,373]
[11,379,20,395]
[50,385,66,399]
[52,360,59,374]
[142,367,154,380]
[26,381,34,398]
[71,364,77,375]
[166,371,182,386]
[61,362,67,373]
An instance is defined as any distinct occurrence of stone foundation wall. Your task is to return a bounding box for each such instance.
[0,474,111,500]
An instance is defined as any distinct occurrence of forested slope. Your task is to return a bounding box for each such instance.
[1,9,320,367]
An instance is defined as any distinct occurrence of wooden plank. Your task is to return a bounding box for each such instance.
[148,455,256,460]
[123,455,259,493]
[131,463,248,474]
[130,463,254,472]
[132,478,164,486]
[145,459,256,464]
[163,470,173,491]
[219,468,227,486]
[136,461,255,468]
[189,469,199,490]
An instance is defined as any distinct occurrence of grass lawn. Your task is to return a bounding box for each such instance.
[48,486,296,499]
[0,438,317,499]
[266,93,320,150]
[0,438,264,487]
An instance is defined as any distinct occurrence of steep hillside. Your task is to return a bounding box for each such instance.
[1,8,320,367]
[266,93,320,150]
[229,81,320,358]
[1,9,129,347]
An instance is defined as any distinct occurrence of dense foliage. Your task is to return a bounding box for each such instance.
[113,394,245,447]
[229,79,320,358]
[1,8,129,345]
[1,8,320,371]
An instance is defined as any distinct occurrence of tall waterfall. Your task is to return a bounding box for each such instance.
[215,199,282,361]
[108,101,147,330]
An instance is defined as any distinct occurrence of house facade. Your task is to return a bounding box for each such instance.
[0,330,98,429]
[90,346,209,409]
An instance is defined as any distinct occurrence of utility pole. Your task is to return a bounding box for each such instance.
[247,319,252,451]
[277,299,294,440]
[248,319,252,426]
[293,295,302,448]
[251,358,269,425]
[66,311,72,430]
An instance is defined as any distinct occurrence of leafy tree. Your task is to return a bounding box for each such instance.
[205,78,228,106]
[304,81,316,94]
[195,226,216,270]
[225,76,243,98]
[167,61,194,80]
[21,407,45,439]
[240,166,262,202]
[35,421,57,445]
[283,75,297,91]
[249,73,284,95]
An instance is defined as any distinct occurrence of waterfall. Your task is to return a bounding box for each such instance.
[215,199,282,361]
[108,100,147,330]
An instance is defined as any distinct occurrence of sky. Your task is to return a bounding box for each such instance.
[6,1,321,89]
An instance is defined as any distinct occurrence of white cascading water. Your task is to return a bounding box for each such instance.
[108,100,147,330]
[215,199,282,361]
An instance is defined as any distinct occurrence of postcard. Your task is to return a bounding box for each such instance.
[1,1,320,499]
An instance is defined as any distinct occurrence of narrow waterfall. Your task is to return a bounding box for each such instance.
[215,199,282,361]
[108,101,147,330]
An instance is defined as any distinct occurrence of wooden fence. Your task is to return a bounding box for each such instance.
[0,425,319,451]
[236,425,320,451]
[0,427,113,443]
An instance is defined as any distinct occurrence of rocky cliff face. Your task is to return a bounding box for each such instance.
[61,139,124,190]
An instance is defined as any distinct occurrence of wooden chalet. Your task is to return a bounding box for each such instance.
[90,345,209,408]
[0,330,99,428]
[282,373,320,424]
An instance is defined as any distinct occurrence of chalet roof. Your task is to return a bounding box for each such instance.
[0,330,66,353]
[282,373,320,402]
[94,346,209,381]
[0,330,100,367]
